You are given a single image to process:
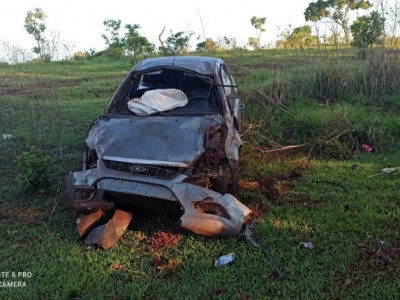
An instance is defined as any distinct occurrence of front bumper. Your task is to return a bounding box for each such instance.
[67,160,251,237]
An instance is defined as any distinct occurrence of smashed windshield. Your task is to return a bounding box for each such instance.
[113,68,221,116]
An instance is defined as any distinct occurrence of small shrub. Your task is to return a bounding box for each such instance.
[14,147,56,193]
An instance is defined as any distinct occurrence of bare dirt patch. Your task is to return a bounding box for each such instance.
[0,79,84,97]
[343,241,400,286]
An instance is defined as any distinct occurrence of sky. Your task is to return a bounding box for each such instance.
[0,0,316,54]
[0,0,387,58]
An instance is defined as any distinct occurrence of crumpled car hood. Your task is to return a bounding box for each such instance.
[86,115,224,167]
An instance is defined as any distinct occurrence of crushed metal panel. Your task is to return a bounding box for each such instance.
[171,183,252,237]
[84,209,132,250]
[86,115,223,167]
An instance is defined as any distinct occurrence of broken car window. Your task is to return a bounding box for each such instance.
[113,68,220,116]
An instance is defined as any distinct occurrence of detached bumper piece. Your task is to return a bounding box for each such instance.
[77,210,132,250]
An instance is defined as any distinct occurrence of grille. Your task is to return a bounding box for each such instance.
[104,160,179,179]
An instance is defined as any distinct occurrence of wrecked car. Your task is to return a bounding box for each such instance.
[67,56,251,246]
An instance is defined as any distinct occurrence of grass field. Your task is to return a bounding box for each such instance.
[0,50,400,299]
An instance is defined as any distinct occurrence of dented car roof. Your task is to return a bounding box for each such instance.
[132,56,223,75]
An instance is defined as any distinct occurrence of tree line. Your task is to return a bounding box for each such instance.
[13,1,400,63]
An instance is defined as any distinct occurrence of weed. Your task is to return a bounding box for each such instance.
[313,62,350,101]
[363,50,400,98]
[14,147,56,193]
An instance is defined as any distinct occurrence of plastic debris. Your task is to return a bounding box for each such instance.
[377,240,385,245]
[2,134,14,140]
[214,253,235,267]
[381,167,396,174]
[361,144,373,152]
[300,242,314,249]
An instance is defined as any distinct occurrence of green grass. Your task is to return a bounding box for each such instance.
[1,51,400,299]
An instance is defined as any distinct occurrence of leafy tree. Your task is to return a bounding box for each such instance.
[304,0,372,44]
[250,16,266,48]
[124,24,154,59]
[350,11,384,49]
[159,31,194,55]
[196,38,218,51]
[102,19,124,56]
[304,1,330,49]
[248,37,259,49]
[276,25,317,49]
[24,8,48,59]
[289,25,317,49]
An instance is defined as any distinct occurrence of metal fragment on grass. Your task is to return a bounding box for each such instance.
[2,134,14,140]
[214,253,235,267]
[381,167,396,173]
[300,242,314,249]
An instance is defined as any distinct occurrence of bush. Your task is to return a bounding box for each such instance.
[14,147,56,193]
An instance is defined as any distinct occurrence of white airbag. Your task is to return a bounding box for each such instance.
[128,89,188,116]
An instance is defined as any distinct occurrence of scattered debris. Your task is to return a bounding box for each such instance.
[2,133,14,140]
[381,167,396,174]
[152,254,181,272]
[274,219,281,228]
[238,180,260,189]
[134,231,146,242]
[84,210,132,250]
[150,231,181,250]
[361,144,373,152]
[342,277,352,287]
[214,253,235,267]
[244,221,283,279]
[111,263,124,270]
[300,242,314,249]
[377,239,385,246]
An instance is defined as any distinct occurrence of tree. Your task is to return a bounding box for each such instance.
[304,1,330,49]
[304,0,372,44]
[159,31,194,55]
[350,11,384,49]
[24,8,48,59]
[248,37,259,49]
[102,19,124,56]
[196,38,218,51]
[276,25,317,49]
[124,24,154,59]
[250,16,266,48]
